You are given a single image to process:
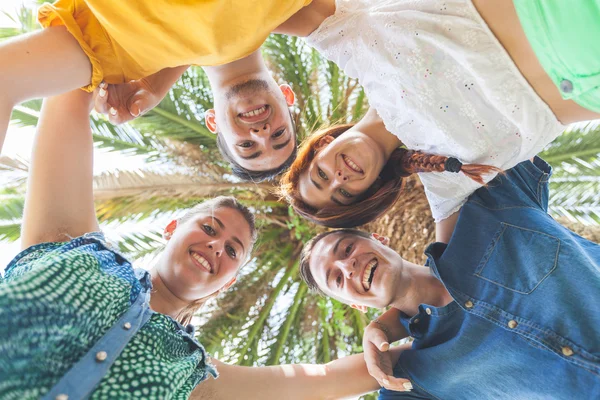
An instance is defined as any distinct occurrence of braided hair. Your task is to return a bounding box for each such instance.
[280,125,500,228]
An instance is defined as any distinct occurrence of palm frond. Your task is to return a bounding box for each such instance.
[541,122,600,165]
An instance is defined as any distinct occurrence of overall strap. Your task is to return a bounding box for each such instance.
[42,288,153,400]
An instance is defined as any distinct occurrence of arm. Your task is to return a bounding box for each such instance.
[95,65,189,124]
[362,309,413,390]
[20,90,99,249]
[0,26,92,154]
[191,346,411,400]
[435,211,459,243]
[273,0,335,37]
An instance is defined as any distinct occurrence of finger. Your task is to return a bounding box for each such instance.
[382,236,390,245]
[107,107,134,125]
[382,378,413,392]
[129,100,143,117]
[369,327,391,351]
[94,86,110,114]
[127,91,154,118]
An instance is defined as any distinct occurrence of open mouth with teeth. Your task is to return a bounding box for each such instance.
[190,251,213,273]
[342,154,364,174]
[362,258,378,291]
[238,105,270,123]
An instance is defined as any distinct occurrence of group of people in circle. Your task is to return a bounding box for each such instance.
[1,0,599,399]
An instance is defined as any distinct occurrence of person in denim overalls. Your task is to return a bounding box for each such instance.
[300,157,600,399]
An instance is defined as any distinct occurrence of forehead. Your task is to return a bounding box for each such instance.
[308,232,357,284]
[188,206,252,242]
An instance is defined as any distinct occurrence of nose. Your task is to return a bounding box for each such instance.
[207,240,223,257]
[331,170,349,189]
[339,258,357,279]
[249,123,271,135]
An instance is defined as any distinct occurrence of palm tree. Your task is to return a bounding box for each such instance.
[2,7,600,399]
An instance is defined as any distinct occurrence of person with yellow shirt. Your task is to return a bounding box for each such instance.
[0,0,311,180]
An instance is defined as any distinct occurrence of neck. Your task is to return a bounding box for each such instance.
[389,259,453,317]
[149,268,189,319]
[355,109,402,161]
[203,49,267,89]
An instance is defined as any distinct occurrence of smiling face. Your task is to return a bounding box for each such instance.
[206,79,296,172]
[159,206,253,302]
[298,129,386,209]
[307,231,404,309]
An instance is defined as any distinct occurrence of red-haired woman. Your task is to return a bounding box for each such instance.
[275,0,600,232]
[280,108,500,239]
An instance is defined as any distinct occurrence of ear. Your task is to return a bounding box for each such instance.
[371,233,390,247]
[221,277,237,292]
[351,304,368,313]
[279,84,295,106]
[205,109,218,134]
[163,220,178,240]
[315,135,335,152]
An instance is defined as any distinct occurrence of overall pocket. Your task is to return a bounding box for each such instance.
[474,223,560,294]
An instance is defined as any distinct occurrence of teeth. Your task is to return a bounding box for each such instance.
[241,106,266,118]
[191,252,212,272]
[343,155,362,173]
[362,259,377,291]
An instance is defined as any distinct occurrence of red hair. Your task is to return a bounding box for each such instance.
[279,125,500,228]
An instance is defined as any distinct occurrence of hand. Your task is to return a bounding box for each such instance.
[363,321,413,392]
[95,79,163,124]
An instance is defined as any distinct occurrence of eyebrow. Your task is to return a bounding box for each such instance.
[239,151,262,160]
[325,235,346,289]
[310,177,323,190]
[273,137,291,151]
[213,217,245,253]
[330,196,345,206]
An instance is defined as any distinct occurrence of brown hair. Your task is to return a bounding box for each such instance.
[174,196,257,325]
[279,125,500,228]
[299,229,372,297]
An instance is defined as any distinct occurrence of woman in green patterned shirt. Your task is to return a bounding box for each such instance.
[1,90,400,399]
[0,89,259,399]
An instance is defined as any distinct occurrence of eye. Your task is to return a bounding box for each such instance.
[226,244,237,259]
[339,188,354,198]
[238,141,254,148]
[202,224,216,236]
[271,129,285,139]
[345,243,353,256]
[336,274,342,288]
[318,168,328,181]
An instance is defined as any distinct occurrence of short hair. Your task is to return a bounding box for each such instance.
[216,109,297,182]
[299,229,372,296]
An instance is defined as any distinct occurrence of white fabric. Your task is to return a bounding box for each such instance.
[305,0,565,221]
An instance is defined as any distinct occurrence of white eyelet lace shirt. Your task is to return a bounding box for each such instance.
[305,0,565,221]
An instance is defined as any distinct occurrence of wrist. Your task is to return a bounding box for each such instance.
[370,318,391,337]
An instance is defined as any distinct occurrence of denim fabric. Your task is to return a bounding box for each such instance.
[379,158,600,399]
